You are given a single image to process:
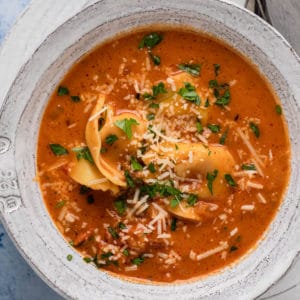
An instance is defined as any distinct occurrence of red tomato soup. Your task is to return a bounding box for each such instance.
[37,29,290,283]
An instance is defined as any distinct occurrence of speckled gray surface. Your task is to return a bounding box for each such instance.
[0,1,300,299]
[0,2,62,299]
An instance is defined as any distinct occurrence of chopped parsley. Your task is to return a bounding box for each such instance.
[207,124,220,133]
[114,196,127,215]
[49,144,68,156]
[132,255,145,265]
[149,102,159,109]
[130,157,143,172]
[72,146,94,164]
[241,163,256,171]
[118,222,126,230]
[171,218,177,231]
[123,248,129,256]
[67,254,73,261]
[249,122,260,138]
[224,174,237,187]
[148,162,156,173]
[206,169,218,195]
[139,145,147,154]
[229,245,238,252]
[138,32,162,49]
[275,104,282,115]
[79,185,91,194]
[170,196,180,208]
[143,82,167,100]
[205,98,210,107]
[87,194,95,204]
[213,64,220,76]
[178,63,201,77]
[108,226,119,239]
[149,53,161,65]
[196,119,203,134]
[209,80,231,107]
[178,82,201,105]
[219,128,229,145]
[83,257,92,263]
[57,86,69,96]
[114,118,139,139]
[187,194,198,206]
[146,113,155,121]
[124,170,135,188]
[55,200,66,208]
[70,95,80,102]
[105,134,118,145]
[101,252,113,259]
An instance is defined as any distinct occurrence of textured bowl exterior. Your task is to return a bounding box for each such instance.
[0,0,300,299]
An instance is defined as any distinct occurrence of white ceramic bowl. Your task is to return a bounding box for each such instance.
[1,0,300,299]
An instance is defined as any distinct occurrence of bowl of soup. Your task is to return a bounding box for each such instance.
[0,0,300,299]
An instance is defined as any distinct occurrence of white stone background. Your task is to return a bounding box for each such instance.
[0,0,299,299]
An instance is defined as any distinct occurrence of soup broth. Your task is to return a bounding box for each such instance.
[37,29,290,282]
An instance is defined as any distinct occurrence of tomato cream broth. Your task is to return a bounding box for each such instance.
[37,29,290,283]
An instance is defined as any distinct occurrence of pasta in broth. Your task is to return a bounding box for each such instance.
[37,29,290,282]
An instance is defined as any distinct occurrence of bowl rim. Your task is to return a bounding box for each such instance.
[1,0,300,299]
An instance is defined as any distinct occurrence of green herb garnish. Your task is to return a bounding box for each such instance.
[105,134,118,145]
[146,113,155,121]
[224,174,237,187]
[209,80,231,107]
[87,194,94,204]
[196,119,203,134]
[72,146,94,164]
[178,82,201,105]
[178,63,201,77]
[118,222,126,230]
[230,245,238,252]
[83,257,92,263]
[108,226,119,239]
[219,128,229,145]
[100,148,107,153]
[275,104,282,115]
[207,124,220,133]
[71,95,80,103]
[171,218,177,231]
[124,170,135,188]
[123,249,129,256]
[149,53,161,65]
[205,98,210,107]
[55,200,66,208]
[67,254,73,261]
[148,162,156,173]
[49,144,68,156]
[132,255,145,265]
[139,32,162,49]
[149,103,159,109]
[241,164,256,171]
[249,122,260,138]
[57,86,69,96]
[206,169,218,195]
[114,196,127,215]
[114,118,139,139]
[213,64,220,76]
[79,185,91,194]
[143,82,167,100]
[187,194,198,206]
[131,157,143,172]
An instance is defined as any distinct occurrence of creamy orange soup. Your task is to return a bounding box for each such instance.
[37,29,290,282]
